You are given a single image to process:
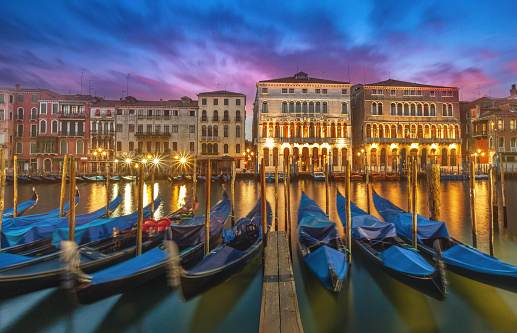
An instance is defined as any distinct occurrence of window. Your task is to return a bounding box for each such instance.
[0,94,4,103]
[9,112,12,121]
[236,125,241,138]
[289,102,294,113]
[0,109,3,120]
[236,144,241,154]
[511,120,516,131]
[32,94,37,103]
[18,94,23,103]
[214,98,218,106]
[296,102,301,113]
[224,98,229,105]
[146,124,152,133]
[30,124,37,137]
[155,125,160,133]
[289,88,294,94]
[322,89,327,94]
[116,141,122,152]
[173,142,178,152]
[323,102,328,114]
[202,98,207,106]
[52,104,58,114]
[138,110,144,118]
[17,108,23,120]
[511,138,516,149]
[129,141,134,151]
[282,88,287,94]
[129,124,135,132]
[172,125,178,133]
[262,88,268,94]
[40,103,47,114]
[147,109,153,117]
[315,89,320,94]
[262,102,268,113]
[16,142,22,154]
[302,102,307,113]
[60,140,67,154]
[173,110,179,116]
[77,140,84,154]
[499,137,505,149]
[164,125,169,134]
[430,91,435,97]
[309,102,314,113]
[155,109,161,117]
[137,124,143,133]
[442,91,453,97]
[224,144,229,154]
[40,120,46,133]
[164,110,170,117]
[116,124,123,132]
[10,95,13,103]
[342,103,348,114]
[30,143,36,154]
[342,89,348,95]
[282,102,288,113]
[129,109,135,115]
[372,89,383,95]
[52,120,58,133]
[188,142,194,152]
[430,105,436,116]
[499,120,504,131]
[224,125,229,137]
[30,108,37,119]
[189,110,196,116]
[236,99,241,106]
[189,125,195,133]
[302,89,308,94]
[17,124,23,137]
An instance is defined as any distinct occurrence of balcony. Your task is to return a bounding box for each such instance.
[201,116,208,122]
[30,131,37,138]
[259,137,339,144]
[235,116,242,122]
[137,114,144,119]
[163,115,171,120]
[60,131,84,137]
[91,130,115,135]
[200,152,219,155]
[29,116,38,121]
[212,116,219,122]
[15,132,23,138]
[223,117,230,122]
[364,137,462,144]
[57,112,87,118]
[200,136,220,142]
[134,131,171,138]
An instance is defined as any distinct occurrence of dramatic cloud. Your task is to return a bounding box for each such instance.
[1,0,517,137]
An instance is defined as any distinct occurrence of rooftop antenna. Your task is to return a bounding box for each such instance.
[80,72,83,94]
[89,80,93,96]
[126,74,130,97]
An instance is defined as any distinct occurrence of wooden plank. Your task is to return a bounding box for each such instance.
[260,232,280,333]
[277,231,303,333]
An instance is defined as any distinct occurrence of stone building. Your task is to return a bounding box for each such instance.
[351,79,462,171]
[252,72,352,173]
[197,91,246,169]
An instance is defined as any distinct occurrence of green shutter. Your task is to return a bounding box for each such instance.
[0,94,4,103]
[41,104,47,114]
[32,94,37,103]
[18,94,23,103]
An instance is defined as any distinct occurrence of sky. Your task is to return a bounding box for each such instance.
[2,0,517,138]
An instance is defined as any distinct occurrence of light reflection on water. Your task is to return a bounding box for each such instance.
[0,179,517,332]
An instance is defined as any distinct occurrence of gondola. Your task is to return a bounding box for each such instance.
[337,191,447,300]
[41,176,60,183]
[53,175,70,183]
[81,176,104,183]
[5,177,14,185]
[28,176,46,183]
[17,176,32,184]
[65,193,231,304]
[177,198,271,300]
[0,198,161,300]
[2,188,38,219]
[297,193,349,292]
[120,176,135,182]
[168,175,183,182]
[372,190,517,293]
[1,192,121,253]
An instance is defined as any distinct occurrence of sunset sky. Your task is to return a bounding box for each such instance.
[2,0,517,136]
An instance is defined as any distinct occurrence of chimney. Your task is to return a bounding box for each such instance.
[15,84,20,91]
[510,84,517,97]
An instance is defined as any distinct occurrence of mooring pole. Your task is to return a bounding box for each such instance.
[488,167,494,256]
[365,153,370,214]
[136,164,144,256]
[501,163,507,228]
[151,166,155,216]
[469,161,477,248]
[284,158,288,232]
[204,160,211,256]
[13,156,17,217]
[192,159,197,212]
[231,160,235,226]
[491,166,498,225]
[59,154,68,217]
[287,157,292,253]
[274,163,278,232]
[105,162,110,217]
[411,159,417,250]
[407,157,412,214]
[0,149,5,250]
[427,163,441,221]
[325,156,330,216]
[261,158,267,242]
[345,159,352,262]
[68,156,76,242]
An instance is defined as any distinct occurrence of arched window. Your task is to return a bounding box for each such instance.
[372,103,377,115]
[17,108,24,120]
[213,143,218,154]
[77,140,84,154]
[411,104,416,116]
[52,120,58,134]
[275,124,280,137]
[213,110,219,120]
[296,102,301,113]
[404,104,409,116]
[309,102,314,113]
[424,104,429,117]
[397,103,402,115]
[442,104,447,116]
[31,108,37,120]
[60,140,67,154]
[202,143,206,153]
[323,102,328,113]
[417,104,422,116]
[236,110,241,120]
[342,103,348,114]
[262,102,268,113]
[448,105,453,117]
[378,103,383,115]
[430,104,436,116]
[224,144,229,154]
[223,110,229,121]
[366,124,371,138]
[202,110,207,121]
[316,102,321,113]
[302,102,308,113]
[282,102,287,113]
[289,102,294,113]
[262,124,267,137]
[224,125,229,137]
[391,103,396,115]
[207,143,213,154]
[207,125,213,137]
[40,120,46,134]
[202,125,207,136]
[213,125,219,137]
[372,124,378,138]
[236,144,241,154]
[236,125,241,138]
[391,125,397,138]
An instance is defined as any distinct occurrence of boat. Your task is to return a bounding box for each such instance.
[2,188,38,219]
[197,175,206,182]
[332,172,346,180]
[168,175,183,182]
[336,191,447,300]
[0,198,161,300]
[265,172,284,182]
[41,176,60,183]
[372,190,517,293]
[370,172,386,181]
[28,176,46,183]
[350,172,363,181]
[16,176,32,184]
[81,176,105,183]
[65,193,231,304]
[297,193,349,292]
[5,177,14,185]
[385,172,401,181]
[120,176,135,182]
[313,171,326,181]
[177,198,272,300]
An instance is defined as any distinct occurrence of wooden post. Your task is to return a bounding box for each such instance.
[345,159,352,262]
[136,164,144,256]
[411,159,417,250]
[68,156,76,242]
[407,157,412,214]
[59,154,68,217]
[492,166,498,224]
[427,164,441,221]
[205,160,211,256]
[501,162,507,228]
[488,167,494,256]
[192,159,197,210]
[13,156,17,217]
[105,162,110,217]
[365,154,370,214]
[469,161,477,247]
[287,157,292,252]
[274,163,278,232]
[325,156,330,216]
[231,160,235,226]
[0,149,5,250]
[283,159,288,232]
[261,158,267,242]
[151,166,155,216]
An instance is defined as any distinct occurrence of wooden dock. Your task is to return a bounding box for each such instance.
[260,231,303,333]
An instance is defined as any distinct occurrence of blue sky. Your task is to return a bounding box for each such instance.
[2,0,517,136]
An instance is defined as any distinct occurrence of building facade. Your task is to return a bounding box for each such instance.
[197,91,246,169]
[253,72,352,173]
[351,79,462,171]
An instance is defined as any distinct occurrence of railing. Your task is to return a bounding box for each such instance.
[200,152,219,155]
[364,137,462,144]
[15,132,23,138]
[60,131,84,137]
[212,116,219,121]
[259,137,339,144]
[29,116,38,121]
[200,136,220,142]
[57,112,87,118]
[137,114,144,118]
[91,130,115,135]
[511,147,517,152]
[134,131,171,137]
[235,116,242,122]
[30,132,37,138]
[163,115,171,120]
[201,116,208,122]
[223,117,230,122]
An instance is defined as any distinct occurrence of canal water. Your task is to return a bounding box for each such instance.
[1,177,517,332]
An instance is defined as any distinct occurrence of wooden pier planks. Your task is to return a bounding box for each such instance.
[260,231,303,333]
